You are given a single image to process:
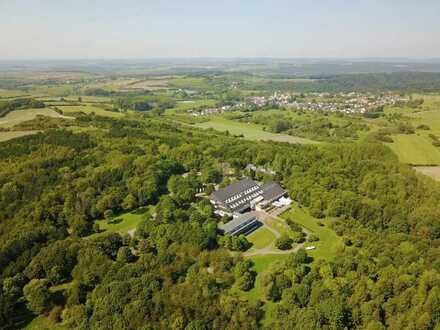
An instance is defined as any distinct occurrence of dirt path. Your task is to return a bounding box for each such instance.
[414,166,440,182]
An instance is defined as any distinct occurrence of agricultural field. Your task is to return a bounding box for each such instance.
[0,89,29,99]
[121,78,171,91]
[195,117,315,144]
[56,104,124,118]
[0,130,38,142]
[0,108,71,128]
[167,99,217,113]
[386,134,440,165]
[386,108,440,165]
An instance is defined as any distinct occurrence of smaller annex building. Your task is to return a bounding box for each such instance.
[218,212,261,236]
[209,177,288,216]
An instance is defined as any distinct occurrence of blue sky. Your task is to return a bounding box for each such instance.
[0,0,439,59]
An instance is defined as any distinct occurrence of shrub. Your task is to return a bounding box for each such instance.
[286,219,303,232]
[308,234,319,242]
[275,234,293,250]
[343,237,353,246]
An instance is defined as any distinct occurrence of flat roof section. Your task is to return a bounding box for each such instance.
[218,212,260,236]
[261,182,286,202]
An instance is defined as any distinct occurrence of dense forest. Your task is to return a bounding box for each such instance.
[0,114,439,329]
[235,72,440,93]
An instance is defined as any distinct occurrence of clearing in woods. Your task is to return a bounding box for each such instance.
[195,117,315,144]
[0,130,39,142]
[0,108,70,128]
[385,95,440,165]
[56,105,124,118]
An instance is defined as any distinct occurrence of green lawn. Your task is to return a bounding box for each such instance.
[89,210,148,238]
[195,117,315,144]
[24,316,67,330]
[235,254,290,303]
[247,227,276,249]
[281,203,342,261]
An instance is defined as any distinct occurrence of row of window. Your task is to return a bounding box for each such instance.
[224,185,260,204]
[227,191,262,209]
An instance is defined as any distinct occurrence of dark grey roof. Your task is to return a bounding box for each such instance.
[261,182,286,202]
[218,212,258,235]
[210,178,259,203]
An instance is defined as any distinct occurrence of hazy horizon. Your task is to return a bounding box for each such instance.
[1,0,440,60]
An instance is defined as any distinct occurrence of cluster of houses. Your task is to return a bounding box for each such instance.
[247,92,410,114]
[187,92,410,116]
[209,178,291,236]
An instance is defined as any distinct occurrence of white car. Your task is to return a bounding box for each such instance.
[305,246,316,251]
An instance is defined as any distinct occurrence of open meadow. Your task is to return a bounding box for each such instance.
[281,203,343,261]
[0,108,71,128]
[56,104,124,118]
[382,94,440,165]
[0,130,39,142]
[195,117,315,144]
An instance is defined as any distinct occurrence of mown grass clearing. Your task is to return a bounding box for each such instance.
[90,210,148,238]
[0,108,70,128]
[235,254,290,303]
[0,130,39,142]
[386,134,440,165]
[281,203,342,261]
[56,105,124,118]
[195,117,315,144]
[381,102,440,165]
[247,227,276,249]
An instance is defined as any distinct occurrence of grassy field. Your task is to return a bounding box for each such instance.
[235,254,290,303]
[0,130,39,142]
[89,210,148,238]
[281,203,342,261]
[24,316,67,330]
[385,109,440,165]
[56,105,124,118]
[247,227,277,249]
[0,89,29,98]
[386,134,440,165]
[0,108,71,128]
[167,99,218,113]
[195,117,315,144]
[380,94,440,165]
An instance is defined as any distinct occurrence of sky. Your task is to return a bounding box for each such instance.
[0,0,439,59]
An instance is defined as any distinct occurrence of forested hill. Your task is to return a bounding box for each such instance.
[0,115,439,329]
[293,72,440,93]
